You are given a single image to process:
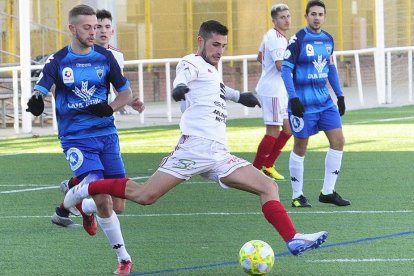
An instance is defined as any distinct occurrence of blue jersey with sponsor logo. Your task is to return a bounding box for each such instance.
[283,27,335,113]
[34,44,129,140]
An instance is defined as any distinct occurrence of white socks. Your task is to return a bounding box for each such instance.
[289,148,343,198]
[322,148,343,194]
[97,212,131,262]
[289,151,304,198]
[81,198,97,215]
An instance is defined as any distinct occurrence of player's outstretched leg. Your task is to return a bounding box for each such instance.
[286,231,328,256]
[64,174,101,208]
[261,199,327,256]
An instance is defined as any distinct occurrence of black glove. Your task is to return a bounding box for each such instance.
[238,92,261,108]
[26,94,44,116]
[172,85,189,102]
[89,103,114,117]
[290,97,305,117]
[337,96,346,116]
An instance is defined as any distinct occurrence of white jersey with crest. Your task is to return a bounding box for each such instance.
[173,53,239,144]
[255,28,288,97]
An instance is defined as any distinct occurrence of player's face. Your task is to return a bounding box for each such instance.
[70,15,97,48]
[305,6,325,32]
[96,18,114,47]
[197,33,227,67]
[273,10,291,33]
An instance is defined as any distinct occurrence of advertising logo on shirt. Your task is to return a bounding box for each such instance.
[62,67,74,84]
[312,55,327,74]
[306,44,314,56]
[72,81,96,102]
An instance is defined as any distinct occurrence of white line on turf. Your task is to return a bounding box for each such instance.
[0,186,56,193]
[352,116,414,124]
[1,210,412,219]
[306,258,414,263]
[0,184,54,187]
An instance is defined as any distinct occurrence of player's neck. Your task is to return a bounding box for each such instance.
[274,27,287,37]
[70,42,92,55]
[97,43,109,48]
[307,26,322,33]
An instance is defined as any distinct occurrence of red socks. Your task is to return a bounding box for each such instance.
[88,178,129,199]
[262,200,297,242]
[264,131,291,168]
[253,135,276,169]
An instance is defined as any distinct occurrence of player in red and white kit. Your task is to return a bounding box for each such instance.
[252,3,292,181]
[64,20,328,264]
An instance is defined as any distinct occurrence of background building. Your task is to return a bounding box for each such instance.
[0,0,412,133]
[0,0,413,63]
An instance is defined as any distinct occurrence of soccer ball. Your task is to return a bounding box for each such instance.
[239,240,275,275]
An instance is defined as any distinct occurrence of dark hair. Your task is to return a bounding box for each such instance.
[271,3,289,19]
[69,4,96,23]
[306,0,326,15]
[96,9,112,22]
[198,20,228,40]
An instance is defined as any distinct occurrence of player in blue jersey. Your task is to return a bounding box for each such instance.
[51,9,130,232]
[281,0,350,207]
[26,4,143,274]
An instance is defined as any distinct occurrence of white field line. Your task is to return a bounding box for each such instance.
[307,258,414,263]
[0,210,412,220]
[352,116,414,124]
[0,186,56,193]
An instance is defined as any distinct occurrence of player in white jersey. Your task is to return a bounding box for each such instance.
[64,20,329,261]
[252,3,292,181]
[94,9,130,115]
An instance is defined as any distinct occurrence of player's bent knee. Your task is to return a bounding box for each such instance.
[112,198,126,214]
[258,176,279,196]
[94,194,113,214]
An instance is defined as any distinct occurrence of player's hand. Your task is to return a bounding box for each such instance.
[238,92,261,108]
[130,97,145,114]
[26,94,44,116]
[290,97,305,117]
[89,103,114,117]
[172,85,189,102]
[337,96,346,116]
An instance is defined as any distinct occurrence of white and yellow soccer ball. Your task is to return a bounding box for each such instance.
[239,240,275,275]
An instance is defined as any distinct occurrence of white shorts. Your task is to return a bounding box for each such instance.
[158,135,250,188]
[258,95,288,125]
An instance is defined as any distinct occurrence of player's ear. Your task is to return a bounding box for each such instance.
[68,24,76,34]
[197,36,203,48]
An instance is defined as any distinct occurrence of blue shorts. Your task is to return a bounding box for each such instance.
[61,134,126,178]
[288,105,342,138]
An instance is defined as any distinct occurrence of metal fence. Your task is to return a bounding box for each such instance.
[0,46,413,134]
